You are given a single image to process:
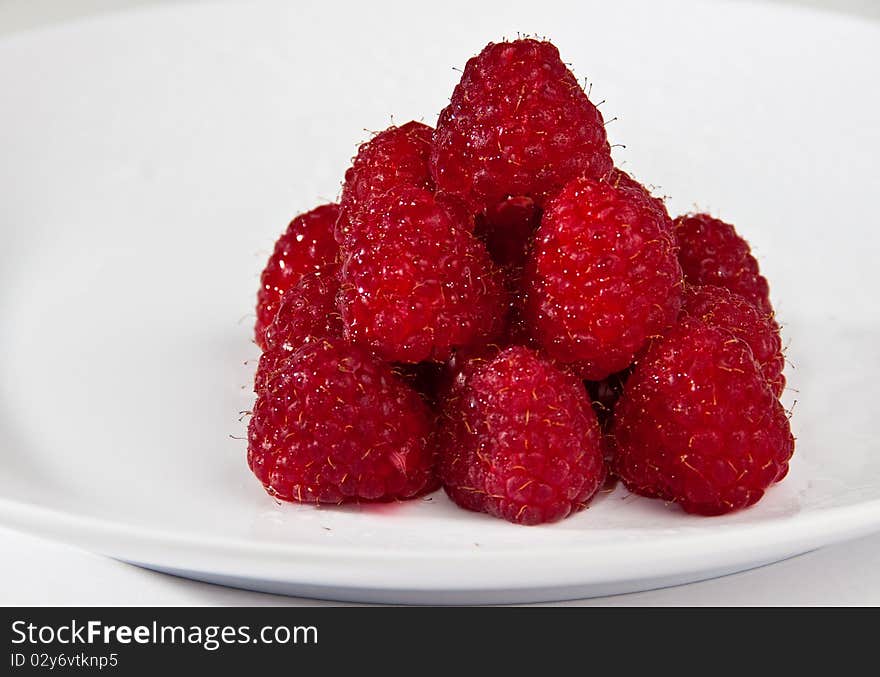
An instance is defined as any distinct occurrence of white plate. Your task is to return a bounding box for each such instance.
[1,0,879,604]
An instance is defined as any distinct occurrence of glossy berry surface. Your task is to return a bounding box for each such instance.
[263,266,343,353]
[248,338,436,503]
[603,167,669,223]
[338,185,505,363]
[611,317,794,515]
[255,267,343,392]
[431,39,612,213]
[439,346,605,525]
[336,121,434,247]
[673,213,772,314]
[682,284,785,397]
[255,204,340,349]
[523,176,682,380]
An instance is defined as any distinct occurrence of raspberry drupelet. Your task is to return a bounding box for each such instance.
[255,266,343,393]
[255,204,340,349]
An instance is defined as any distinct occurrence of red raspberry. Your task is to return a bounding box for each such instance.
[255,267,343,392]
[673,213,772,314]
[338,185,506,363]
[682,284,785,397]
[248,338,436,503]
[604,168,669,223]
[439,346,605,525]
[431,39,612,214]
[264,266,342,353]
[255,204,340,349]
[522,176,683,380]
[336,121,434,246]
[611,317,794,515]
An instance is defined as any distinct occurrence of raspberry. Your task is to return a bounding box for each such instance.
[255,204,340,349]
[264,266,342,353]
[611,317,794,515]
[673,213,772,314]
[336,121,434,246]
[253,350,284,395]
[604,168,669,223]
[248,338,436,503]
[255,267,343,392]
[682,284,785,397]
[522,176,683,380]
[338,185,506,363]
[439,346,605,525]
[431,39,612,214]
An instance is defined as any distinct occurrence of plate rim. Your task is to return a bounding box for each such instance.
[3,493,879,591]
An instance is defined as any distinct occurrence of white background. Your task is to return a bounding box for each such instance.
[1,0,879,606]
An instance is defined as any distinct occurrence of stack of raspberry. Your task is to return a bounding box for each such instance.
[247,39,794,524]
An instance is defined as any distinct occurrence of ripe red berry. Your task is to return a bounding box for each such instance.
[673,213,772,314]
[255,204,340,349]
[603,168,669,223]
[248,338,436,503]
[682,284,785,397]
[431,39,612,214]
[338,185,506,363]
[336,121,434,247]
[255,267,343,392]
[522,176,683,380]
[439,346,606,525]
[264,266,342,353]
[611,317,794,515]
